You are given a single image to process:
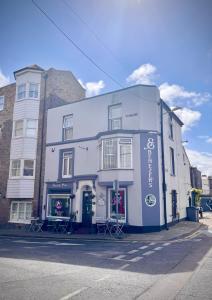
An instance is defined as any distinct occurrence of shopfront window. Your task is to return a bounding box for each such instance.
[47,195,71,218]
[109,188,126,221]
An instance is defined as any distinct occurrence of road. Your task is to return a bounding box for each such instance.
[0,229,211,300]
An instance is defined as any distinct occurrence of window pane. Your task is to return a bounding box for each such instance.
[63,115,73,140]
[64,128,73,140]
[109,105,122,130]
[62,152,72,177]
[103,139,117,169]
[18,203,25,219]
[17,84,26,100]
[48,196,70,217]
[11,203,18,220]
[110,190,125,219]
[109,105,121,119]
[23,160,34,176]
[15,120,24,137]
[0,96,4,111]
[120,144,131,168]
[26,120,36,137]
[26,203,32,220]
[29,83,39,98]
[11,160,21,176]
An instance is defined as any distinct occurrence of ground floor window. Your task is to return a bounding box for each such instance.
[47,194,71,218]
[10,201,32,223]
[108,188,126,222]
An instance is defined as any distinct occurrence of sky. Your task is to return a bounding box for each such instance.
[0,0,212,175]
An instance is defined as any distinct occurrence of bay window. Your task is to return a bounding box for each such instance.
[26,119,37,137]
[11,160,21,177]
[23,160,34,176]
[10,201,32,223]
[14,120,24,137]
[17,84,26,100]
[29,83,39,98]
[101,138,132,169]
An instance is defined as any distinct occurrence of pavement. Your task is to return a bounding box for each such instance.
[0,213,210,242]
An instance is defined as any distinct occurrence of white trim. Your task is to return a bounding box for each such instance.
[9,201,32,224]
[46,194,71,219]
[9,159,35,179]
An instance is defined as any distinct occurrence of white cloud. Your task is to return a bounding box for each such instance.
[186,148,212,176]
[126,63,157,85]
[78,79,105,97]
[206,138,212,144]
[0,69,10,87]
[197,135,212,144]
[175,108,201,132]
[159,82,211,107]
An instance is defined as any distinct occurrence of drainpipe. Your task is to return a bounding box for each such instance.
[37,73,48,218]
[160,99,168,230]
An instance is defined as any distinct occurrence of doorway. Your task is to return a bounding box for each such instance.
[82,191,93,227]
[171,190,177,219]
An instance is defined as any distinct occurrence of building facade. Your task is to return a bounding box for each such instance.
[0,65,85,224]
[43,84,191,231]
[201,175,210,195]
[190,167,202,190]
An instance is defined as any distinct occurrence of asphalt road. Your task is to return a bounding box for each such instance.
[0,229,212,300]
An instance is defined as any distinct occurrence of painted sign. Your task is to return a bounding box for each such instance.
[140,132,160,226]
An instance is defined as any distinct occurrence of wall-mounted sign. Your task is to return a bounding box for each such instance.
[141,132,160,226]
[125,113,138,118]
[97,193,106,206]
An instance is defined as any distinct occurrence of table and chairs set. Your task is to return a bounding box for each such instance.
[96,216,126,239]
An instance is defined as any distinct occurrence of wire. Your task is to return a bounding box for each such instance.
[62,0,128,72]
[31,0,123,89]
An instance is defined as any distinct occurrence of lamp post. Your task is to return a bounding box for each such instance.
[160,100,182,230]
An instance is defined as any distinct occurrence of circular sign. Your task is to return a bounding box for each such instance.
[145,194,156,207]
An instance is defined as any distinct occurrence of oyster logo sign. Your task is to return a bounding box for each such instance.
[144,137,155,188]
[145,194,157,207]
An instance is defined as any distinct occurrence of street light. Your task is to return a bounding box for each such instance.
[160,100,182,230]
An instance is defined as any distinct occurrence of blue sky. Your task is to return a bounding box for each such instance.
[0,0,212,174]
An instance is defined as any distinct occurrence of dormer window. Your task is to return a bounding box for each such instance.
[109,104,122,130]
[17,84,26,100]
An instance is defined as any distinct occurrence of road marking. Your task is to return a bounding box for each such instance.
[95,275,110,282]
[129,256,143,262]
[139,245,148,250]
[149,242,156,246]
[162,242,170,246]
[113,254,126,260]
[153,247,163,251]
[12,240,84,246]
[128,249,139,254]
[119,264,130,270]
[59,287,88,300]
[132,241,138,243]
[143,250,155,256]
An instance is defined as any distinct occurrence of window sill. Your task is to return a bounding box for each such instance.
[9,220,31,224]
[9,177,35,180]
[98,168,133,172]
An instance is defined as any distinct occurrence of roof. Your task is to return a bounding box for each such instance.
[14,64,44,78]
[161,100,184,127]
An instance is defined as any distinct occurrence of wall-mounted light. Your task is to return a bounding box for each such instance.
[79,145,88,151]
[51,147,55,152]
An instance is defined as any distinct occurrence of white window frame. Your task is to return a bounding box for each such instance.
[25,119,37,137]
[23,160,34,177]
[14,120,24,137]
[10,159,35,178]
[0,96,4,111]
[62,151,73,178]
[10,159,21,178]
[108,188,126,222]
[9,201,32,224]
[47,194,71,219]
[17,84,26,100]
[29,83,39,99]
[63,115,73,141]
[109,104,122,130]
[101,137,132,170]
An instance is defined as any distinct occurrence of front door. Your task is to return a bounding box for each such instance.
[171,190,177,219]
[82,191,92,227]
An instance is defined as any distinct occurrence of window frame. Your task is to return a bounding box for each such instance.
[23,160,34,177]
[9,201,32,224]
[108,187,127,223]
[0,95,5,111]
[63,114,73,141]
[101,137,132,170]
[29,82,39,99]
[58,148,74,180]
[170,147,175,176]
[17,83,26,100]
[10,159,35,178]
[47,194,71,219]
[108,104,122,130]
[62,151,73,178]
[26,119,37,137]
[14,120,24,138]
[10,159,21,178]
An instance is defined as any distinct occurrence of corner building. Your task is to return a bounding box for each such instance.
[43,84,191,232]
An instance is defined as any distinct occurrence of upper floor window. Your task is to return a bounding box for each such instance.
[0,96,4,111]
[23,160,34,176]
[10,159,34,177]
[101,138,132,170]
[14,120,24,137]
[11,160,21,177]
[109,104,122,130]
[29,83,39,98]
[169,116,173,139]
[62,151,73,178]
[63,115,73,141]
[170,147,175,176]
[17,84,26,100]
[26,120,37,137]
